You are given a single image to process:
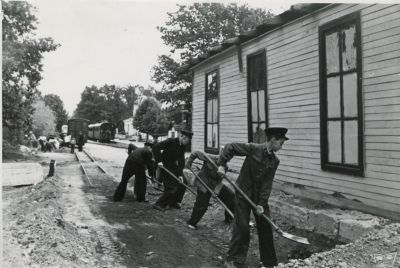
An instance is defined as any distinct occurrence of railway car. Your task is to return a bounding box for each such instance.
[88,122,116,143]
[67,118,89,145]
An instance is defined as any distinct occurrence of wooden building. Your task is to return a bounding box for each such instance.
[183,4,400,219]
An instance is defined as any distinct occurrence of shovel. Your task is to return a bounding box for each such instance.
[187,166,234,219]
[158,164,197,196]
[146,175,164,193]
[203,154,310,245]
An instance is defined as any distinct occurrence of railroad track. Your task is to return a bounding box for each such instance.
[75,149,115,187]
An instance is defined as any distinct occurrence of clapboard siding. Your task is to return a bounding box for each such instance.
[191,4,400,215]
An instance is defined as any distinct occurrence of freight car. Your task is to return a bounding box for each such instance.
[88,122,116,143]
[67,118,89,145]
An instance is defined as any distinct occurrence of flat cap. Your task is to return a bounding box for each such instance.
[181,129,194,139]
[144,141,154,147]
[265,127,289,140]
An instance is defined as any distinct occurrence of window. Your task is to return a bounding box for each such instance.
[319,12,364,176]
[247,51,267,143]
[205,69,219,153]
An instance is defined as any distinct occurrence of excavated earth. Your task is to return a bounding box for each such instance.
[2,145,400,268]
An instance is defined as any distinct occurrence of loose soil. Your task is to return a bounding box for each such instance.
[3,146,400,268]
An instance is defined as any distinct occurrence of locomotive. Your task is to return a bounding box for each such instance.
[88,122,116,143]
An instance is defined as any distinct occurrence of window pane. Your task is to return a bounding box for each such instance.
[212,123,218,148]
[213,99,218,123]
[207,72,217,99]
[342,25,357,71]
[207,99,212,123]
[251,91,258,122]
[344,120,358,165]
[258,90,265,121]
[343,73,358,117]
[327,77,341,118]
[257,57,264,89]
[328,121,342,163]
[325,31,340,74]
[249,58,257,91]
[207,124,212,147]
[252,123,260,143]
[259,122,267,144]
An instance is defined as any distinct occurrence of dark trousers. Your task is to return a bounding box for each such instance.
[188,185,234,226]
[226,193,277,267]
[154,168,187,208]
[78,143,83,152]
[113,160,147,201]
[71,144,75,153]
[39,140,46,152]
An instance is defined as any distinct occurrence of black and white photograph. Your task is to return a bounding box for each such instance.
[2,0,400,267]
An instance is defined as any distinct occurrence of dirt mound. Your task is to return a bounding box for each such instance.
[2,176,100,267]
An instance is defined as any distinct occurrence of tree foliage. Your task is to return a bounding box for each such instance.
[73,84,139,125]
[2,1,60,134]
[43,94,68,132]
[133,97,167,136]
[31,100,56,136]
[151,3,272,117]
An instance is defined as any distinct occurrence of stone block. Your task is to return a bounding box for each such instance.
[308,210,340,237]
[269,199,309,228]
[339,218,380,242]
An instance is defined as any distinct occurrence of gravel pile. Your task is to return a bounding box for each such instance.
[276,221,400,268]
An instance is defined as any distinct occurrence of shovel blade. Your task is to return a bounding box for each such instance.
[282,232,310,245]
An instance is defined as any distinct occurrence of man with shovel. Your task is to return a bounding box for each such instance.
[185,150,234,229]
[113,141,155,202]
[218,127,289,268]
[151,129,193,211]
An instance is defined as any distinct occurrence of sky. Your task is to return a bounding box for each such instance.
[31,0,298,116]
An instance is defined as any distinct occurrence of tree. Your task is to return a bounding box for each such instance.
[73,84,139,124]
[31,100,57,136]
[153,114,170,138]
[151,3,272,122]
[43,94,68,132]
[133,97,165,139]
[2,1,60,137]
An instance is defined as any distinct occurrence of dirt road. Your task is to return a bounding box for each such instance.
[4,144,399,267]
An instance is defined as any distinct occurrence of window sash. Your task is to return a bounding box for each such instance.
[247,51,267,143]
[205,70,219,153]
[319,12,364,176]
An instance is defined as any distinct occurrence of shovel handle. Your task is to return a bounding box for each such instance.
[187,166,234,219]
[202,154,283,233]
[158,164,197,196]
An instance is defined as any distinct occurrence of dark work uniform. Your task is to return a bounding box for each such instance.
[78,134,83,152]
[218,142,280,268]
[113,147,154,202]
[186,151,234,226]
[153,138,187,208]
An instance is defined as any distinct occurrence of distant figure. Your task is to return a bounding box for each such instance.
[38,139,46,152]
[45,142,52,152]
[28,131,36,141]
[78,131,83,152]
[71,138,76,154]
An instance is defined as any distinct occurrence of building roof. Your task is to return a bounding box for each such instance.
[178,3,331,73]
